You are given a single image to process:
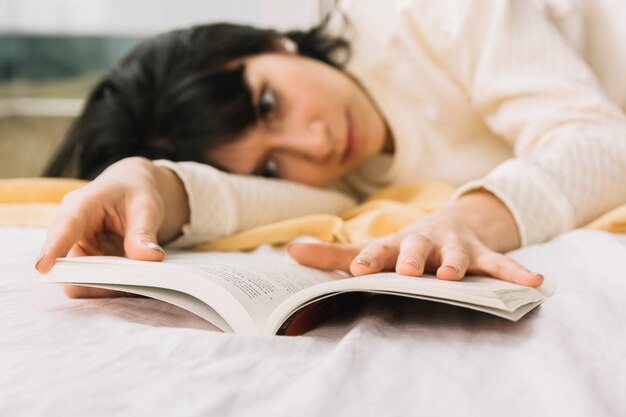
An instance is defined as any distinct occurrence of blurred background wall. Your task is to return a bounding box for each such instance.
[0,0,325,178]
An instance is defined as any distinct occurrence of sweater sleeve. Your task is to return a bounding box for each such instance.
[445,0,626,245]
[153,160,357,247]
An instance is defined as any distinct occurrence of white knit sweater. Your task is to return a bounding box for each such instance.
[156,0,626,248]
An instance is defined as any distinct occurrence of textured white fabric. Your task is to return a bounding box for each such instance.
[2,227,626,416]
[529,0,626,109]
[339,0,626,245]
[438,0,626,244]
[454,124,626,244]
[155,0,626,248]
[154,160,356,247]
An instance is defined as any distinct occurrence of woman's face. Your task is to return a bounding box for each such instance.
[203,53,391,187]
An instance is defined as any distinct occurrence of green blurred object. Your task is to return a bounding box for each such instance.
[0,33,141,81]
[0,34,142,178]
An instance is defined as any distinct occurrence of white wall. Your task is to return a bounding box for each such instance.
[0,0,322,35]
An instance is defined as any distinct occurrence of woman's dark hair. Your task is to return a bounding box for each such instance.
[44,19,350,179]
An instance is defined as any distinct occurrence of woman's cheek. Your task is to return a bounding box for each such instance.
[283,164,337,187]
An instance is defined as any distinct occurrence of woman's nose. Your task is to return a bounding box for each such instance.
[280,120,333,162]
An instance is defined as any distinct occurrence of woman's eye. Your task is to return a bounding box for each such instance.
[259,159,278,178]
[258,86,277,117]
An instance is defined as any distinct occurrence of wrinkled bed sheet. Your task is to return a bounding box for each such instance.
[1,227,625,417]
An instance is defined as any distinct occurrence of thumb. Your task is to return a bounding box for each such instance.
[123,201,166,262]
[287,242,363,273]
[125,231,166,261]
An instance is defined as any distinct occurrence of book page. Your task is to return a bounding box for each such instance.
[267,273,549,333]
[163,249,345,331]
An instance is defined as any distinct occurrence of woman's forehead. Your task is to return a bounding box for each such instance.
[242,53,310,79]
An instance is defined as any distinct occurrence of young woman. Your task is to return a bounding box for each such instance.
[36,0,626,298]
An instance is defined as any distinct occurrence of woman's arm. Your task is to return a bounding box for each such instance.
[35,157,189,275]
[153,160,356,247]
[445,0,626,245]
[37,153,358,269]
[36,156,356,274]
[36,157,189,298]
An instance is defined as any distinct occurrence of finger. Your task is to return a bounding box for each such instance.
[65,242,139,298]
[123,196,166,261]
[67,242,89,257]
[471,251,544,287]
[288,242,362,272]
[36,213,88,274]
[350,239,400,276]
[63,285,136,299]
[94,232,125,257]
[395,233,434,276]
[436,242,470,281]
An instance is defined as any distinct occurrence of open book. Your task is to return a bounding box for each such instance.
[41,246,551,336]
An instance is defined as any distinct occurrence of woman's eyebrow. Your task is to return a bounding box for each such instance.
[249,85,263,117]
[241,65,265,118]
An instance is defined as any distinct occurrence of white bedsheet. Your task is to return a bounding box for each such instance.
[1,226,625,417]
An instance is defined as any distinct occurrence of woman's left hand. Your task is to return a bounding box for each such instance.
[288,191,544,287]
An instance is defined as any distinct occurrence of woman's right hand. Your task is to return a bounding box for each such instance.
[35,157,190,298]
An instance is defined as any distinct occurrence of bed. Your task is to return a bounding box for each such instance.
[1,224,625,417]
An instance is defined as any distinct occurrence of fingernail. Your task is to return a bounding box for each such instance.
[143,240,165,254]
[354,258,370,266]
[443,264,460,273]
[34,251,45,271]
[401,258,421,268]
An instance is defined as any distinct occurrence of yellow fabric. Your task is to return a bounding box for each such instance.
[0,204,61,227]
[0,178,86,227]
[0,178,86,204]
[194,182,456,251]
[0,178,624,248]
[194,214,350,251]
[584,205,626,233]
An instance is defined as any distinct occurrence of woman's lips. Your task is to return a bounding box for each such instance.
[343,113,359,163]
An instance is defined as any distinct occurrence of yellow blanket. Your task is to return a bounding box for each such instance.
[1,178,625,250]
[0,178,87,227]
